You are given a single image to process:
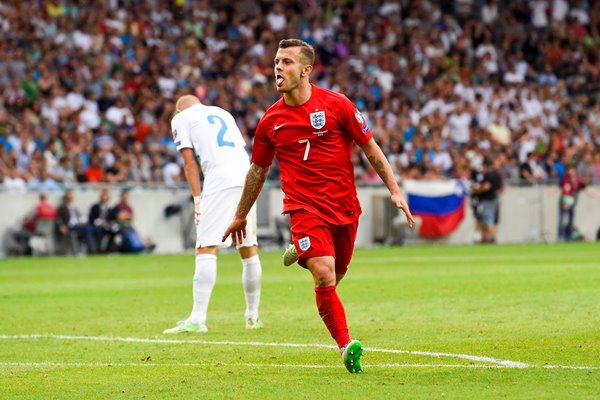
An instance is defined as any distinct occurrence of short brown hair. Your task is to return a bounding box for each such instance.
[278,39,315,66]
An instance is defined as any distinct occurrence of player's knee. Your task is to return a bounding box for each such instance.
[311,265,336,287]
[238,245,258,259]
[306,256,336,286]
[314,275,336,287]
[196,246,218,256]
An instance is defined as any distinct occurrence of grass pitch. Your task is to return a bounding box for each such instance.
[1,243,599,399]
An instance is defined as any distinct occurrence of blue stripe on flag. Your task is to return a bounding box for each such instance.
[408,193,463,216]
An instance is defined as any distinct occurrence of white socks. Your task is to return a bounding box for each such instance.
[189,254,217,325]
[242,255,262,320]
[188,253,262,324]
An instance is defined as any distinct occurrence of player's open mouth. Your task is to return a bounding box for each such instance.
[276,75,284,87]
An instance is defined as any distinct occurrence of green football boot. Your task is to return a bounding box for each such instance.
[163,320,208,334]
[245,318,264,330]
[282,243,298,267]
[341,340,364,373]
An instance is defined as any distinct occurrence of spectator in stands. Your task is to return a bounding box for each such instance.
[84,156,105,183]
[25,192,58,231]
[3,166,27,193]
[558,164,587,242]
[162,154,182,187]
[27,167,61,193]
[130,142,152,183]
[74,157,88,183]
[0,0,598,194]
[470,165,484,243]
[520,152,546,186]
[8,192,57,255]
[56,189,92,254]
[88,188,116,254]
[52,156,77,184]
[471,158,503,243]
[108,189,154,253]
[105,95,135,129]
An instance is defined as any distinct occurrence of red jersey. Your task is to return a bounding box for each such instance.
[560,174,585,209]
[252,85,373,225]
[85,167,104,183]
[36,202,58,219]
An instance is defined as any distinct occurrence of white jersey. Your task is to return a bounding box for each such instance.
[171,104,250,196]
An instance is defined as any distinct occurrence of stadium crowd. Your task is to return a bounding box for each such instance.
[1,0,600,194]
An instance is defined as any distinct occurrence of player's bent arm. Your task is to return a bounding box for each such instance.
[236,163,269,218]
[362,138,415,228]
[362,138,401,195]
[180,148,201,198]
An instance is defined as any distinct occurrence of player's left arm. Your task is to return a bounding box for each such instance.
[362,138,415,228]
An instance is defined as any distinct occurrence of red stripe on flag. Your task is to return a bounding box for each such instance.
[417,206,465,237]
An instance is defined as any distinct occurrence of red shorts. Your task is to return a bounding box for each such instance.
[289,210,358,275]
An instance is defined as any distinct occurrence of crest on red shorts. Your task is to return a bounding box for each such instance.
[298,236,311,251]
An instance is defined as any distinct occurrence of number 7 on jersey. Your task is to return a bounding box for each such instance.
[298,139,310,161]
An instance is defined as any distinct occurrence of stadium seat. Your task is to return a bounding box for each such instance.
[29,219,56,256]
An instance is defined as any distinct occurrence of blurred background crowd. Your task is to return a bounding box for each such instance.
[1,0,600,194]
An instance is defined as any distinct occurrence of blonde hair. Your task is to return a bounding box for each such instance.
[175,95,201,113]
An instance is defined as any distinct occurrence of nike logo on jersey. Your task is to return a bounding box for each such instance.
[274,123,287,130]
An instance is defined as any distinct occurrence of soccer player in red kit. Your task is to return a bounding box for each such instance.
[223,39,414,373]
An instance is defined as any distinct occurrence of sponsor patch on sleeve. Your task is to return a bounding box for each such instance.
[354,109,369,133]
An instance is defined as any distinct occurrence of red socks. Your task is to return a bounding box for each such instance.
[315,285,350,348]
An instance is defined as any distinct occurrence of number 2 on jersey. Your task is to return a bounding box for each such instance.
[207,115,234,147]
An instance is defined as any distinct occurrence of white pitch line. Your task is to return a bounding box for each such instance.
[0,334,519,367]
[1,361,599,370]
[542,364,600,370]
[358,254,594,264]
[368,347,529,368]
[0,334,598,370]
[0,361,512,369]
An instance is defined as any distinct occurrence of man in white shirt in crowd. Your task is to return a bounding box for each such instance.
[443,100,471,148]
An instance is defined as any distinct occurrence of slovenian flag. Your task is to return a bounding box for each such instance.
[404,180,466,238]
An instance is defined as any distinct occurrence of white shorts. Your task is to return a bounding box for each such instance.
[196,186,258,249]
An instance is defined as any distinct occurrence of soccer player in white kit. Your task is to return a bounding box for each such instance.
[163,95,263,333]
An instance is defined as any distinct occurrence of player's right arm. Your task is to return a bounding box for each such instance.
[238,163,269,217]
[221,163,269,246]
[222,115,274,245]
[362,138,415,228]
[172,112,202,224]
[336,93,414,228]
